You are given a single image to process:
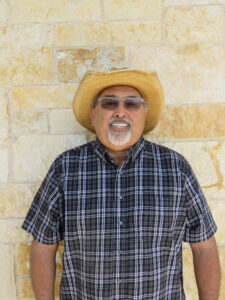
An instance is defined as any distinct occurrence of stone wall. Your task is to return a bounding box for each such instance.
[0,0,224,299]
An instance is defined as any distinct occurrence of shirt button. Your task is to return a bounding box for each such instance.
[119,195,123,200]
[119,220,123,225]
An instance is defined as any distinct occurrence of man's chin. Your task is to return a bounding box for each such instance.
[108,130,131,146]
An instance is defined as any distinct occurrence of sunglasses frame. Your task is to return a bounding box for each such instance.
[93,96,147,110]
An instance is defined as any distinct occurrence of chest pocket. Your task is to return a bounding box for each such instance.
[141,193,177,250]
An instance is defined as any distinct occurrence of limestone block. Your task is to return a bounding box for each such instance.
[182,248,198,299]
[149,104,225,139]
[202,142,225,200]
[0,245,16,300]
[50,109,86,134]
[160,141,225,199]
[56,242,64,275]
[164,6,224,43]
[165,0,225,4]
[0,88,8,146]
[128,44,225,104]
[57,47,126,82]
[18,276,61,299]
[0,0,9,23]
[0,219,30,242]
[0,24,53,48]
[13,134,87,181]
[203,185,225,201]
[12,110,48,134]
[103,0,161,20]
[0,183,38,218]
[12,85,76,109]
[56,276,62,299]
[16,243,30,276]
[11,0,101,22]
[0,148,8,182]
[209,201,225,244]
[18,277,34,300]
[0,47,54,84]
[56,22,160,47]
[107,21,160,45]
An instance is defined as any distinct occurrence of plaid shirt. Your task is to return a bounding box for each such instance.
[22,137,216,300]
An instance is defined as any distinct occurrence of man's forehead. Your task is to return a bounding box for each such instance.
[99,85,142,96]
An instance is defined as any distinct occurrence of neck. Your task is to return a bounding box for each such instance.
[106,148,129,166]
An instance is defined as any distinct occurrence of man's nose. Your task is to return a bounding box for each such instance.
[113,101,126,117]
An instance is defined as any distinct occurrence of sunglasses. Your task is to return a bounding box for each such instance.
[94,96,147,111]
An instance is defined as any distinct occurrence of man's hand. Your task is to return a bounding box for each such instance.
[190,236,221,300]
[30,239,59,300]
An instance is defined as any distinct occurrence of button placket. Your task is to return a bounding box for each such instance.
[117,167,124,230]
[115,165,124,295]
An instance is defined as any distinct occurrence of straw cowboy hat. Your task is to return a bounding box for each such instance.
[73,69,164,134]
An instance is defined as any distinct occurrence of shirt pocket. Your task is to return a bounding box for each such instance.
[142,207,175,251]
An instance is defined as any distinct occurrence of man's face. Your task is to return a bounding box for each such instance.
[90,85,148,152]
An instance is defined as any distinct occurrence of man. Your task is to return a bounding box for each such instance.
[22,69,221,300]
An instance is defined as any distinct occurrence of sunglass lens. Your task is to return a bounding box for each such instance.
[124,99,142,110]
[101,98,118,110]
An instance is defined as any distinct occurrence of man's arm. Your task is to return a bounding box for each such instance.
[190,236,221,300]
[30,239,59,300]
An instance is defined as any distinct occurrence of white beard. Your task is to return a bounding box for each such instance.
[108,127,132,146]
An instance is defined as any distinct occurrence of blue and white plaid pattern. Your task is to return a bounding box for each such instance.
[22,137,216,300]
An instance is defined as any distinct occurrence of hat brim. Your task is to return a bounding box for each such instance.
[73,69,164,134]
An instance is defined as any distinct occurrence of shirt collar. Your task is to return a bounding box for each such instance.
[93,137,145,164]
[128,136,145,161]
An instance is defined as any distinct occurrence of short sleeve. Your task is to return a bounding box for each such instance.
[22,158,64,244]
[183,164,217,243]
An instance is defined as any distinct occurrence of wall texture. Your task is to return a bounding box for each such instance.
[0,0,224,299]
